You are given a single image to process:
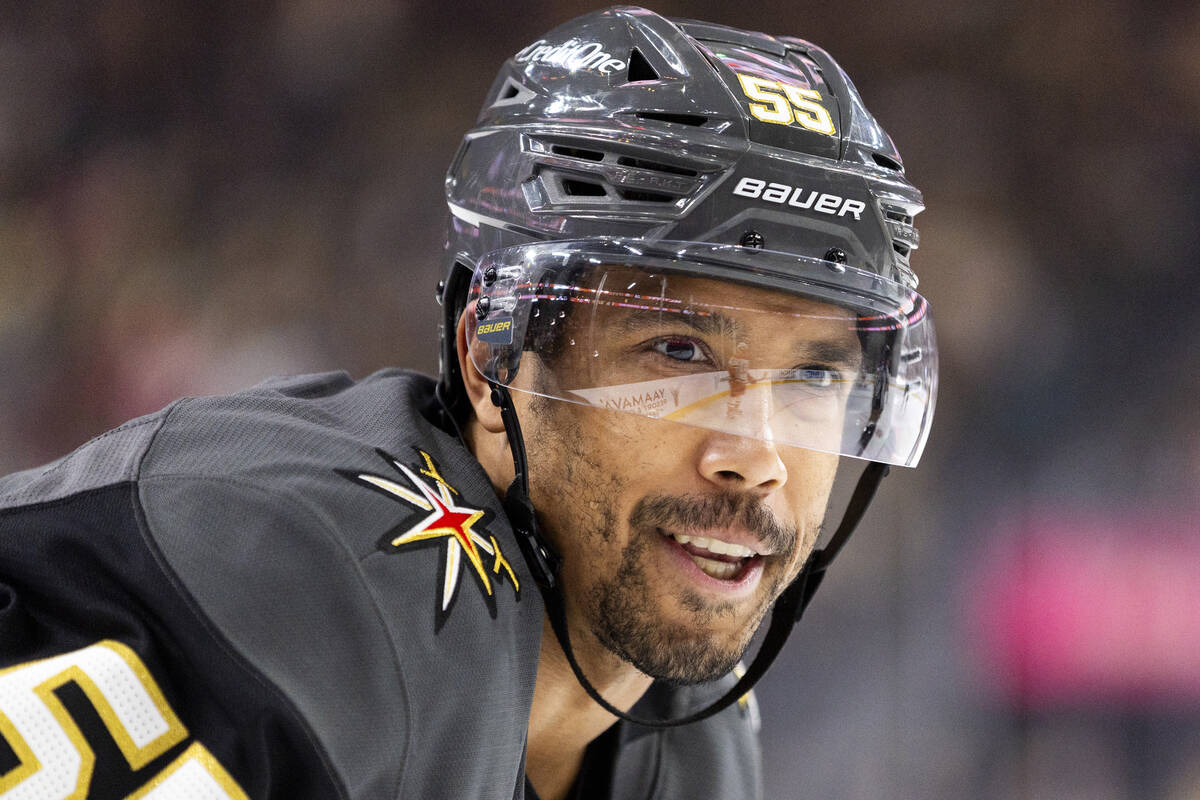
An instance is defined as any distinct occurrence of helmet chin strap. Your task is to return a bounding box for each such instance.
[490,383,889,728]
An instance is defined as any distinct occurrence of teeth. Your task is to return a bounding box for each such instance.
[671,533,756,558]
[688,553,742,580]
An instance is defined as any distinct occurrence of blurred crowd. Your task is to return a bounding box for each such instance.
[1,1,1197,798]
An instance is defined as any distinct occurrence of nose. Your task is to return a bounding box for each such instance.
[696,431,788,494]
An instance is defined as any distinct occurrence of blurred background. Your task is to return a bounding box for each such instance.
[1,1,1197,797]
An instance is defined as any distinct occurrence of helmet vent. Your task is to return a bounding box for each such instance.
[551,144,605,162]
[615,155,698,177]
[491,77,535,108]
[561,178,607,197]
[618,189,673,203]
[877,199,920,286]
[634,111,708,127]
[626,48,660,82]
[871,152,903,172]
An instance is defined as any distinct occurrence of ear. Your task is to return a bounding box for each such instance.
[456,309,506,433]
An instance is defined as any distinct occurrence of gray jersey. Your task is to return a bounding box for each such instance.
[0,369,762,799]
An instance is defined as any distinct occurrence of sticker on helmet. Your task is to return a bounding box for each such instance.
[476,316,515,345]
[515,39,627,75]
[732,177,866,220]
[735,73,836,136]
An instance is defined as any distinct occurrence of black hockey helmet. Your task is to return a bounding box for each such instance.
[438,6,934,468]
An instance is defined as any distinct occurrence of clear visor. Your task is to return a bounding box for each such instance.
[466,240,937,467]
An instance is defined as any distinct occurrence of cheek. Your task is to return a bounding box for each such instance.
[784,451,841,555]
[522,404,640,555]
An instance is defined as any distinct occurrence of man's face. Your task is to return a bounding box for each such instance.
[511,272,857,683]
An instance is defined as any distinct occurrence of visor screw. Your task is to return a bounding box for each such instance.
[483,266,498,286]
[824,247,847,264]
[476,296,491,319]
[435,280,446,304]
[739,230,765,249]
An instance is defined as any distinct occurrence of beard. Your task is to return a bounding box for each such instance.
[585,492,802,685]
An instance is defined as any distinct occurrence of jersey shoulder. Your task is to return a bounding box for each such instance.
[0,404,172,511]
[136,368,543,799]
[0,369,425,511]
[0,368,542,799]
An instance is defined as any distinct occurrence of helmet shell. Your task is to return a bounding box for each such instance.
[438,6,924,416]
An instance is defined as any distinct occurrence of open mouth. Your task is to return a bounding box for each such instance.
[658,528,762,581]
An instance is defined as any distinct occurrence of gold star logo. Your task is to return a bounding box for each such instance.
[344,449,519,615]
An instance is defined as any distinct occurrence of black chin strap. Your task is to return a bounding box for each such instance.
[490,384,889,728]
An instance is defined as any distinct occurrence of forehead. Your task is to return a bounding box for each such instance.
[583,266,859,338]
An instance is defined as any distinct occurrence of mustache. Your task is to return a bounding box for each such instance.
[628,492,798,555]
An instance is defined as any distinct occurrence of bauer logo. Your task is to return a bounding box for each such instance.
[732,177,866,221]
[476,316,515,345]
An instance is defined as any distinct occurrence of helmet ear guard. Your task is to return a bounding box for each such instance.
[435,258,479,431]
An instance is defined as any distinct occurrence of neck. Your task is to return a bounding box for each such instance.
[464,413,653,798]
[525,615,651,800]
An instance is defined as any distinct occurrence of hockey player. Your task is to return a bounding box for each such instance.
[0,8,937,799]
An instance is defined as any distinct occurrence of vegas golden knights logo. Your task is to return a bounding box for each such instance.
[341,448,520,623]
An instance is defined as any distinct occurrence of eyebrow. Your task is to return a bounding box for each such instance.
[612,307,863,369]
[612,306,746,338]
[797,339,863,371]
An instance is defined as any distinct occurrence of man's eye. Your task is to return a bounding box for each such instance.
[652,338,707,362]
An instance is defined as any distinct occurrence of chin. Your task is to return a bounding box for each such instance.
[637,642,746,686]
[603,616,757,685]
